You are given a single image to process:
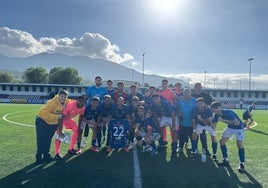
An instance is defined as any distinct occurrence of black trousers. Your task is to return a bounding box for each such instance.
[178,126,193,149]
[35,117,57,160]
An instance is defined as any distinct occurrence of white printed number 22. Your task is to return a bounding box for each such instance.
[113,126,124,137]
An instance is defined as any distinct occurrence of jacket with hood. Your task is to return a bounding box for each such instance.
[37,95,68,125]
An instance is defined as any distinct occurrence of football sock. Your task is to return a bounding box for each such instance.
[212,142,217,155]
[91,139,97,146]
[220,144,228,159]
[171,141,178,151]
[77,141,81,148]
[102,126,106,137]
[150,141,156,149]
[238,148,245,163]
[192,139,197,151]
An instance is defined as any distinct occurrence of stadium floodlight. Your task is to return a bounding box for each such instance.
[248,58,254,90]
[142,53,145,86]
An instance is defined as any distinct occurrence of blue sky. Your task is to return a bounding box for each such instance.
[0,0,268,89]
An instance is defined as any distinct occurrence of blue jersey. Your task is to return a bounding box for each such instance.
[136,117,159,133]
[144,95,167,108]
[99,103,112,118]
[149,100,174,118]
[85,85,108,103]
[107,88,116,96]
[83,104,100,122]
[129,105,139,119]
[191,106,212,126]
[127,92,144,103]
[213,109,245,129]
[108,119,130,149]
[243,105,254,116]
[109,104,130,120]
[144,95,153,108]
[177,97,196,127]
[112,91,128,103]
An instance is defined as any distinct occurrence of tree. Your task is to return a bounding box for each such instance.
[23,67,48,83]
[49,67,82,85]
[0,72,13,83]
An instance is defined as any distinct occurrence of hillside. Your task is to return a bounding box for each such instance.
[0,53,185,86]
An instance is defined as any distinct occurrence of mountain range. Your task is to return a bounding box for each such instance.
[0,53,185,87]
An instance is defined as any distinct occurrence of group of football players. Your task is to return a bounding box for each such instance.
[36,76,254,172]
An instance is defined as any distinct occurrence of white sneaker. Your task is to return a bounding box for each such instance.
[81,138,87,148]
[141,145,152,153]
[128,142,134,150]
[192,149,199,155]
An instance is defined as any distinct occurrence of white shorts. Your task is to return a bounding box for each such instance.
[194,124,216,136]
[221,127,244,141]
[158,116,173,127]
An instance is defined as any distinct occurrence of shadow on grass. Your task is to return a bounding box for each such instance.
[0,146,264,188]
[246,128,268,136]
[0,148,134,188]
[224,166,263,188]
[138,147,263,188]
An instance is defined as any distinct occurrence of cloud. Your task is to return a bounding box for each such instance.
[131,61,138,66]
[160,72,268,90]
[0,27,44,57]
[0,27,134,64]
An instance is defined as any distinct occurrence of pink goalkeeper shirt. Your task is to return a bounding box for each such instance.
[158,88,177,105]
[62,101,85,120]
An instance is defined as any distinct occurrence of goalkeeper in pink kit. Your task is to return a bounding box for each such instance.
[55,95,86,159]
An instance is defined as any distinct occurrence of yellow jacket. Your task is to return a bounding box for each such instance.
[37,95,68,125]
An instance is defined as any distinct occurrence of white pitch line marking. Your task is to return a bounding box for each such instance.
[2,111,35,128]
[133,145,142,188]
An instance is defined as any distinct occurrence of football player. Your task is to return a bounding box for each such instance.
[211,101,246,172]
[191,98,217,160]
[135,106,160,155]
[55,95,86,159]
[243,102,257,129]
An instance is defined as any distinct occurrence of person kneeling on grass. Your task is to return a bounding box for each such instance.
[35,90,68,164]
[243,102,257,129]
[211,101,246,172]
[135,106,160,156]
[191,98,217,160]
[106,97,131,152]
[55,95,86,160]
[79,97,101,152]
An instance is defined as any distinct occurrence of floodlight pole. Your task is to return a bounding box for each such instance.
[132,69,134,85]
[204,71,207,88]
[248,58,253,90]
[142,53,145,86]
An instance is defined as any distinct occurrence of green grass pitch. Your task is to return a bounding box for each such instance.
[0,103,267,188]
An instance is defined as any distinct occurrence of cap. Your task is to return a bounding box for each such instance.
[131,96,139,101]
[92,96,100,102]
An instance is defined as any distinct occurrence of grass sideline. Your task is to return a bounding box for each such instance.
[0,103,267,188]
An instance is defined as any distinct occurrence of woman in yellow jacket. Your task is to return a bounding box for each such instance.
[35,90,68,163]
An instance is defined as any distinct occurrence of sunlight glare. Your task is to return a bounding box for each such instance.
[150,0,182,16]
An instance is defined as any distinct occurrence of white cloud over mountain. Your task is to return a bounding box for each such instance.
[0,27,133,64]
[0,27,267,90]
